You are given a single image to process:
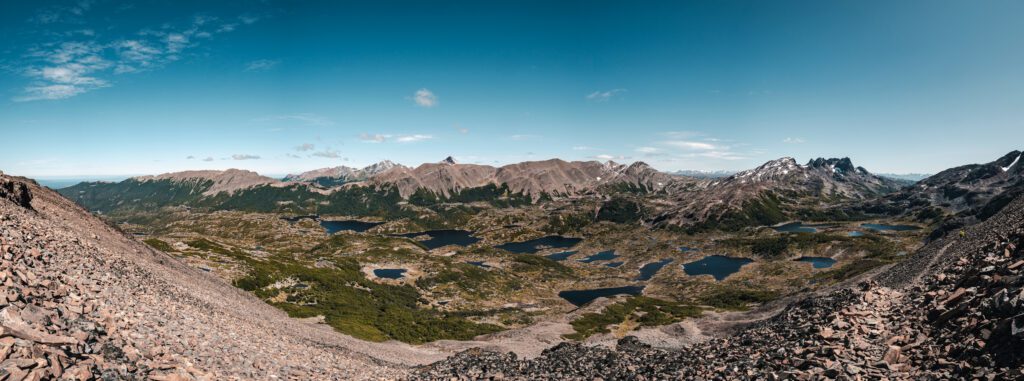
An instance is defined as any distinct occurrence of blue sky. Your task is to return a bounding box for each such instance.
[2,0,1023,178]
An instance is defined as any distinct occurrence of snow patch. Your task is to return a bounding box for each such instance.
[1003,154,1021,172]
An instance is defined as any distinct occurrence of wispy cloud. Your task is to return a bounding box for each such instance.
[202,157,214,162]
[591,154,627,161]
[665,141,717,150]
[255,113,333,127]
[635,147,659,153]
[245,59,279,72]
[231,154,260,160]
[311,149,342,158]
[572,146,597,151]
[396,134,433,143]
[412,88,438,107]
[294,143,315,151]
[651,131,752,162]
[359,133,388,143]
[508,134,540,141]
[586,88,626,102]
[15,14,259,101]
[782,137,805,144]
[359,133,433,143]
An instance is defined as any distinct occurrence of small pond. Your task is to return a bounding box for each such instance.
[795,256,837,269]
[321,220,383,234]
[861,223,921,232]
[373,268,407,279]
[682,255,753,281]
[397,230,480,250]
[466,261,491,268]
[774,222,833,233]
[558,285,645,307]
[605,262,624,268]
[495,236,583,254]
[545,251,577,261]
[577,250,620,264]
[636,258,675,281]
[679,246,700,252]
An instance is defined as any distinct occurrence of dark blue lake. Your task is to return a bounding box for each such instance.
[578,250,620,264]
[682,255,753,281]
[679,246,700,252]
[466,261,491,268]
[321,220,383,234]
[795,256,837,269]
[558,285,645,307]
[495,236,583,254]
[397,230,480,250]
[545,251,577,261]
[636,258,675,281]
[774,222,833,233]
[861,223,920,232]
[373,268,407,279]
[605,262,624,268]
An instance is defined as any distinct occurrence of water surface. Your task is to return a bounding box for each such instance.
[373,268,407,279]
[795,256,837,269]
[321,220,383,234]
[848,231,865,237]
[774,222,832,233]
[682,255,753,281]
[545,251,577,261]
[636,258,675,281]
[495,236,583,254]
[397,230,480,250]
[605,262,624,268]
[861,223,920,232]
[558,285,645,307]
[577,250,620,264]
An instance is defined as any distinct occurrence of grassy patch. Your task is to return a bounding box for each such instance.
[565,297,700,340]
[143,238,174,252]
[698,284,778,311]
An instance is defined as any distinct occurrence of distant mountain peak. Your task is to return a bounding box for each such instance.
[807,157,858,174]
[441,156,457,165]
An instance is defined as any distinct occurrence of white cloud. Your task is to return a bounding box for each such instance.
[245,59,279,72]
[295,143,315,151]
[14,13,260,101]
[572,146,597,151]
[665,141,717,150]
[783,137,806,144]
[586,88,626,102]
[202,157,214,162]
[413,88,438,107]
[591,154,626,161]
[231,154,260,160]
[396,134,433,143]
[186,155,195,159]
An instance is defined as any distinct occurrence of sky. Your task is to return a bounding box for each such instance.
[1,0,1023,178]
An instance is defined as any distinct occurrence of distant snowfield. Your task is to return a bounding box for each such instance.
[1003,154,1021,172]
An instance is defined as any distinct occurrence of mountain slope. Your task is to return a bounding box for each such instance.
[859,150,1024,238]
[416,190,1024,379]
[370,158,676,198]
[0,173,435,379]
[283,160,401,187]
[653,157,903,231]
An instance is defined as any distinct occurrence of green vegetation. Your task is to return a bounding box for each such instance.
[689,193,788,232]
[142,238,174,252]
[596,197,644,223]
[409,183,533,208]
[698,284,778,310]
[565,297,701,340]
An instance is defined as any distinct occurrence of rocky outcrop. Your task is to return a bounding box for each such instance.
[0,178,32,210]
[413,193,1024,380]
[0,173,424,379]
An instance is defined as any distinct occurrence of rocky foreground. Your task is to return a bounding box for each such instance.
[0,173,437,380]
[414,196,1024,379]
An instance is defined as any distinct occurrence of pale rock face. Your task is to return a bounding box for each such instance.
[283,161,404,187]
[134,169,280,196]
[369,157,678,198]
